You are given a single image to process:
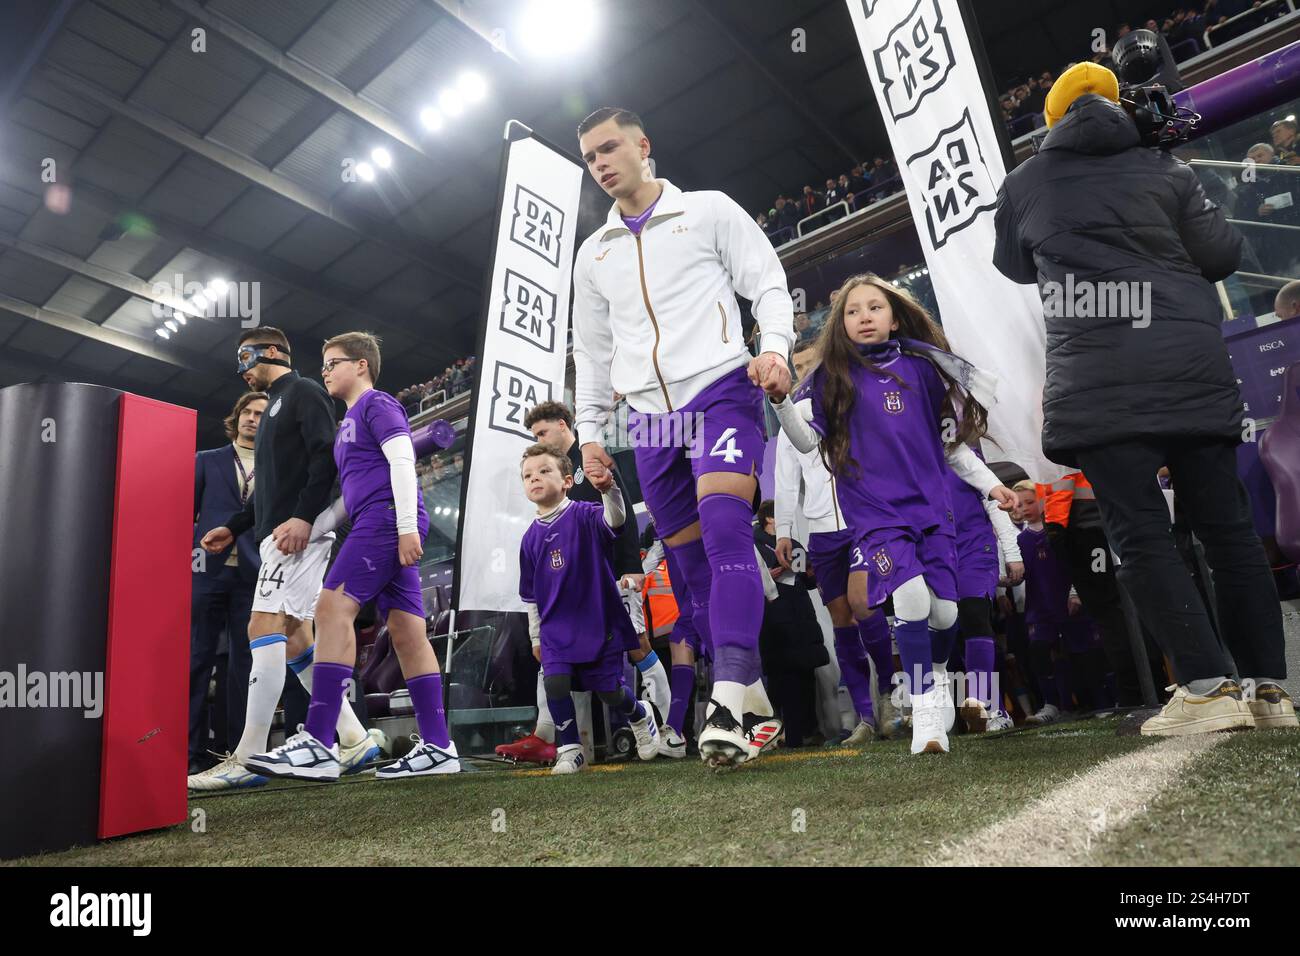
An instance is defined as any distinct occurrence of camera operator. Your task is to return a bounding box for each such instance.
[992,62,1296,736]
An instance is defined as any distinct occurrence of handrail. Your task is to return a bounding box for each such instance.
[1232,269,1298,285]
[1205,0,1295,47]
[1225,218,1300,232]
[1188,158,1300,174]
[797,200,851,237]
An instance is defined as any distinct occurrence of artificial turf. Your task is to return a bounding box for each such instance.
[11,718,1177,867]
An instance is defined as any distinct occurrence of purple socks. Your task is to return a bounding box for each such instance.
[304,661,353,748]
[548,693,581,747]
[857,612,895,695]
[668,664,694,734]
[833,626,875,722]
[406,672,451,748]
[931,622,959,669]
[965,637,996,708]
[697,493,765,684]
[893,617,933,695]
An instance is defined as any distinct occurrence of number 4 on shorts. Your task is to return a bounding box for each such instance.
[709,427,743,464]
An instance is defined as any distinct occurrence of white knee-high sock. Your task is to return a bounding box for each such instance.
[534,668,555,743]
[638,655,671,720]
[236,635,288,761]
[290,645,366,748]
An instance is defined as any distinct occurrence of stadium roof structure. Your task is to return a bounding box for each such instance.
[0,0,1176,441]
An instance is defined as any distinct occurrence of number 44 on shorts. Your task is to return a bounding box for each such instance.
[710,427,743,464]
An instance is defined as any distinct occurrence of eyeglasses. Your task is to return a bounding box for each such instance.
[321,357,360,375]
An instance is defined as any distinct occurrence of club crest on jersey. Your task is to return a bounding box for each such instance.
[549,549,564,570]
[1038,546,1049,562]
[883,391,904,414]
[269,397,282,417]
[573,467,585,484]
[873,549,893,576]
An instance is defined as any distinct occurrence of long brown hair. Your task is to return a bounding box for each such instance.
[224,390,269,442]
[811,273,988,478]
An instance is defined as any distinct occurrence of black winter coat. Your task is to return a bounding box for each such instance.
[993,94,1245,466]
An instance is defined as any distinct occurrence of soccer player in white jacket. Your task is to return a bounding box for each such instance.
[572,107,794,769]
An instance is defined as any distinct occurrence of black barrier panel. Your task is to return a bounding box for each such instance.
[0,383,122,860]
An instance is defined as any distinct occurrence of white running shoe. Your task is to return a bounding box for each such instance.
[187,754,267,792]
[698,701,750,770]
[1026,703,1061,726]
[338,731,383,775]
[932,669,956,732]
[657,727,688,758]
[986,710,1015,732]
[376,736,461,779]
[843,719,876,746]
[244,729,340,781]
[629,702,660,760]
[910,691,949,755]
[959,697,990,734]
[551,743,586,775]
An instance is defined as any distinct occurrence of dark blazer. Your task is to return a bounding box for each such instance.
[195,445,262,583]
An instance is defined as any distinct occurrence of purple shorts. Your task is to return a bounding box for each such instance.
[954,526,1000,601]
[542,642,627,693]
[322,512,428,619]
[808,528,854,604]
[631,366,765,538]
[850,528,959,609]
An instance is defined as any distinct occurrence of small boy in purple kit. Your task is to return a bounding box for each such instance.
[1015,481,1076,725]
[518,444,660,774]
[246,332,460,781]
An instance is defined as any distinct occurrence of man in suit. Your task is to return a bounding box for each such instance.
[190,391,267,772]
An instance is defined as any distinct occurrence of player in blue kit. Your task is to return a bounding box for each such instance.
[245,332,459,781]
[518,443,660,775]
[772,275,1016,755]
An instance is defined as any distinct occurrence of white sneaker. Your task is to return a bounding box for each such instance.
[1027,703,1061,726]
[657,726,688,758]
[551,743,586,775]
[244,729,340,781]
[698,701,750,770]
[338,731,383,775]
[910,691,949,755]
[843,719,876,746]
[376,736,461,779]
[987,710,1015,732]
[629,702,660,760]
[187,755,267,792]
[744,712,784,759]
[932,669,956,732]
[959,697,990,734]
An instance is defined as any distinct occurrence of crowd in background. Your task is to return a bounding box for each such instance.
[397,356,476,414]
[755,156,902,244]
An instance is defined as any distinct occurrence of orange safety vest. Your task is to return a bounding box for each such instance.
[641,556,680,638]
[1034,471,1096,527]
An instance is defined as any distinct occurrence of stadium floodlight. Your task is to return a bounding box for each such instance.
[207,278,228,296]
[174,312,186,325]
[164,320,178,333]
[420,107,444,132]
[456,71,487,104]
[371,147,392,169]
[156,328,170,339]
[356,161,376,182]
[438,88,464,118]
[518,0,597,56]
[191,292,208,312]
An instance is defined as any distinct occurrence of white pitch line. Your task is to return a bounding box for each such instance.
[928,733,1229,867]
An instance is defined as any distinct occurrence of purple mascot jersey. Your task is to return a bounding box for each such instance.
[322,389,429,618]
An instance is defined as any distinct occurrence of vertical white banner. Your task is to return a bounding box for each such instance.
[454,129,584,613]
[846,0,1065,482]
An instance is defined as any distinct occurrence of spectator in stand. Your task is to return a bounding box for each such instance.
[823,178,847,221]
[756,211,769,233]
[1116,22,1131,39]
[793,311,815,344]
[1271,119,1299,165]
[800,184,824,218]
[1238,143,1299,273]
[871,156,896,186]
[777,194,802,233]
[848,165,869,196]
[838,174,855,210]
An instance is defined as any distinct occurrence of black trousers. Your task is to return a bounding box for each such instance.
[189,566,254,761]
[1076,437,1286,685]
[1060,524,1163,705]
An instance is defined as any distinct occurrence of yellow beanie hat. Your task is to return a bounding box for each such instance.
[1043,62,1120,128]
